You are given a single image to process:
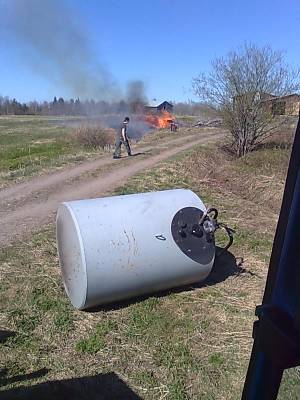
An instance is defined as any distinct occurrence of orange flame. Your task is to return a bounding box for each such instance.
[145,110,174,129]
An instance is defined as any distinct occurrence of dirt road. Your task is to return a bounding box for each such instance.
[0,131,223,247]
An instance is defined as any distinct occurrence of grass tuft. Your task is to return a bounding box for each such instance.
[76,320,118,354]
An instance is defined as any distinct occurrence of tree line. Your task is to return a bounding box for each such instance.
[0,96,214,117]
[0,96,130,116]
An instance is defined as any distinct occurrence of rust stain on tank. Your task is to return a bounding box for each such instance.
[131,231,138,256]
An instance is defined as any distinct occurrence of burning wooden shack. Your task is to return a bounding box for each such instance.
[144,101,177,130]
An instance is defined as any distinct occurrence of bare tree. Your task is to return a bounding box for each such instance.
[192,44,300,157]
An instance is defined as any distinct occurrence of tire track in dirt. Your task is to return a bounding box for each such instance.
[0,133,203,203]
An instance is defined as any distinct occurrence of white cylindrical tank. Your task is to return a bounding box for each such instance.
[56,189,215,310]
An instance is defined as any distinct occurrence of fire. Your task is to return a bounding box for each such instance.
[145,110,174,129]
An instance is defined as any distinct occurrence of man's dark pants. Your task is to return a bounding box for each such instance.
[113,138,131,157]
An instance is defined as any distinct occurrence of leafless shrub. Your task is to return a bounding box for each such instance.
[193,43,300,157]
[73,125,115,150]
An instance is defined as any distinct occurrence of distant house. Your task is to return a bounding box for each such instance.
[267,94,300,116]
[233,91,275,109]
[233,92,300,116]
[144,101,173,113]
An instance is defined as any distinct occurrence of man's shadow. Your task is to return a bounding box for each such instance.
[119,152,146,158]
[130,152,145,157]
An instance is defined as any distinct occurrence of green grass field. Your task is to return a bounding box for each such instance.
[0,115,108,186]
[0,115,199,188]
[1,128,299,399]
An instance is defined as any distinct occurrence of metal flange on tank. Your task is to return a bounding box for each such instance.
[56,189,233,310]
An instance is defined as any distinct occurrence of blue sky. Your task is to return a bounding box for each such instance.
[0,0,300,103]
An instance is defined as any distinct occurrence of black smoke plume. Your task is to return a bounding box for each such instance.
[126,80,148,112]
[2,0,120,100]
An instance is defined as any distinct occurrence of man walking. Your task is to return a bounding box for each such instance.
[113,117,132,159]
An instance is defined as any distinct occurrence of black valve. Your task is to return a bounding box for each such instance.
[191,224,203,238]
[178,228,187,238]
[178,220,187,229]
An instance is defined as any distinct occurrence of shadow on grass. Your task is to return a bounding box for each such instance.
[88,247,254,313]
[255,141,293,151]
[117,152,146,159]
[131,152,146,157]
[205,247,253,286]
[0,368,50,387]
[0,330,15,344]
[0,372,141,400]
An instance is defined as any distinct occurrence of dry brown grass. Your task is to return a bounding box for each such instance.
[183,139,290,215]
[140,126,222,146]
[73,125,116,150]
